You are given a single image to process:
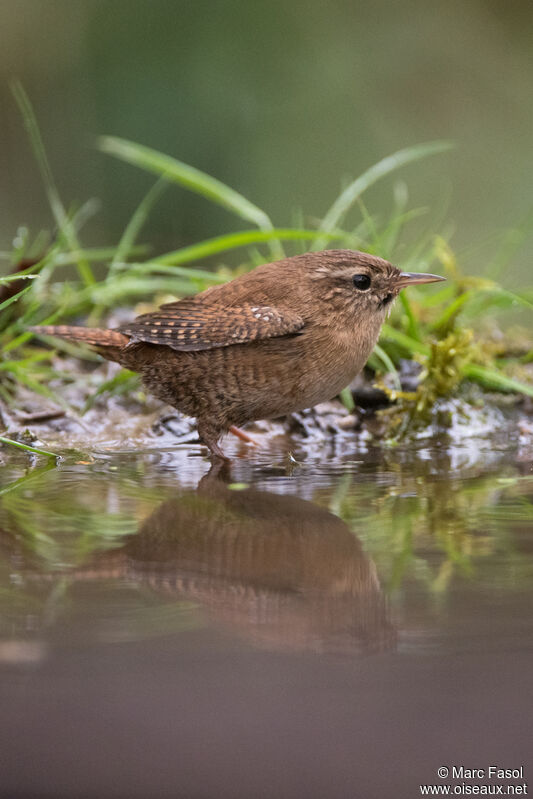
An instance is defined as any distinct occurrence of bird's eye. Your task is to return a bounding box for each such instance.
[352,274,371,291]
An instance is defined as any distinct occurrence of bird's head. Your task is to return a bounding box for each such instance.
[306,249,445,322]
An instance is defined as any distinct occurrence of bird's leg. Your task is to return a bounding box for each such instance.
[229,425,259,446]
[197,421,230,462]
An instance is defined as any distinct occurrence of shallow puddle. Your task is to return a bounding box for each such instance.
[1,437,532,798]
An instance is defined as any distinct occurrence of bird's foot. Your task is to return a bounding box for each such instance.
[229,425,259,446]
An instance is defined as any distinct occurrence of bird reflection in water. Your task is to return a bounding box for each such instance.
[81,467,395,655]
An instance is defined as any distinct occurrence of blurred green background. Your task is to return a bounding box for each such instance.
[1,0,532,279]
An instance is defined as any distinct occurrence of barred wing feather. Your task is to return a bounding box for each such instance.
[118,300,304,352]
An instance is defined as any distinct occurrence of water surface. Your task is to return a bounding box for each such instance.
[1,438,532,798]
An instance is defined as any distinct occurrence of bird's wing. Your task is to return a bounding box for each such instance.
[117,299,304,352]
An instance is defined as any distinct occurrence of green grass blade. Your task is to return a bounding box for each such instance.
[381,206,428,259]
[372,344,402,390]
[3,301,70,353]
[118,262,227,283]
[0,275,38,285]
[355,199,380,251]
[82,369,140,413]
[485,207,533,279]
[0,462,57,496]
[0,436,57,459]
[110,178,168,274]
[154,228,346,266]
[30,334,101,361]
[339,386,355,411]
[380,324,430,357]
[482,286,533,313]
[54,246,148,266]
[314,141,453,251]
[1,367,59,401]
[0,284,33,313]
[432,286,533,331]
[11,81,95,287]
[398,291,421,341]
[0,352,53,371]
[99,136,284,260]
[381,181,409,257]
[463,364,533,398]
[80,276,201,307]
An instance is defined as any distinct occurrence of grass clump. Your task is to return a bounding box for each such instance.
[1,84,532,452]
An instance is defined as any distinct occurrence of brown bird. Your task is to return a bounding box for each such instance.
[31,249,444,459]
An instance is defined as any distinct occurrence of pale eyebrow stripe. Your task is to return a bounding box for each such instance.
[336,266,372,278]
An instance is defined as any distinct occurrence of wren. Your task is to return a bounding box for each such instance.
[31,249,444,459]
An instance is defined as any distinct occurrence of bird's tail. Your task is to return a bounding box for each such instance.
[30,325,130,363]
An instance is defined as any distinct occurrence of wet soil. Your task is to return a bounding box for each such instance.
[2,356,533,461]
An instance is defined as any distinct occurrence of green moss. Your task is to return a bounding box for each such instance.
[377,329,479,436]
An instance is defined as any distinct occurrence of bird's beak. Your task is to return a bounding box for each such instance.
[395,271,446,288]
